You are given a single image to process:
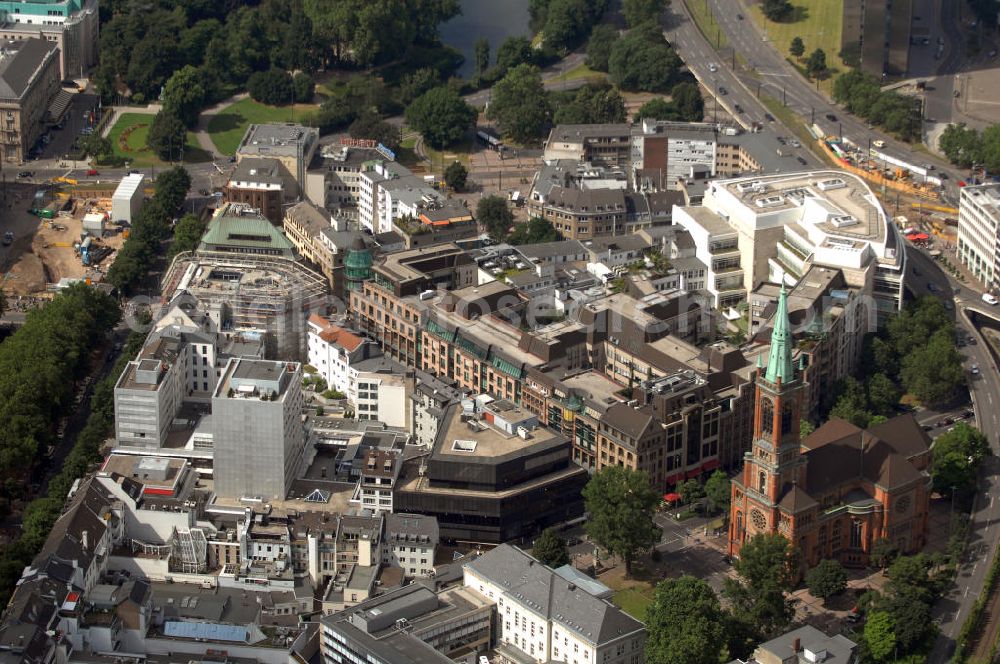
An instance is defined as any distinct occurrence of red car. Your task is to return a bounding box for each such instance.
[86,169,98,176]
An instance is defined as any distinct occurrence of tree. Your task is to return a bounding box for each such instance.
[473,37,490,80]
[162,65,206,127]
[635,97,681,121]
[670,82,705,121]
[247,67,294,105]
[723,533,799,637]
[586,24,617,72]
[789,36,805,58]
[939,123,981,168]
[443,161,468,192]
[155,167,192,212]
[866,372,899,416]
[830,376,872,428]
[544,0,593,51]
[488,64,551,143]
[508,217,562,245]
[678,478,705,505]
[532,527,570,567]
[293,72,315,103]
[622,0,665,27]
[405,86,476,149]
[477,195,514,242]
[349,109,401,150]
[900,329,965,405]
[399,67,441,104]
[870,538,898,570]
[79,134,113,162]
[704,470,730,515]
[609,23,682,92]
[761,0,792,21]
[932,422,989,496]
[864,611,896,662]
[552,83,626,124]
[582,465,660,577]
[806,48,827,77]
[492,36,535,78]
[805,559,848,602]
[170,213,207,258]
[146,110,187,161]
[645,576,726,664]
[799,419,815,437]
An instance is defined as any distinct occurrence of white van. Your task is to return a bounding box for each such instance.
[983,293,998,305]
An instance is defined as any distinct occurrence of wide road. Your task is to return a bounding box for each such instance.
[905,246,1000,662]
[663,2,821,169]
[690,0,965,202]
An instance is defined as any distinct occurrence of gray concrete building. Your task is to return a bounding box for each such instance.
[212,358,306,500]
[842,0,913,77]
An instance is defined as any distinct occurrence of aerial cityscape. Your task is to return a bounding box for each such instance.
[0,0,998,663]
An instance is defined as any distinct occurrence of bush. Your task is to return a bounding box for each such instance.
[292,72,315,103]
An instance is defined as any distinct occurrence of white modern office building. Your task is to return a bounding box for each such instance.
[958,183,1000,292]
[674,170,905,322]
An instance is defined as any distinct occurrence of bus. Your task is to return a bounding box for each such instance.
[476,129,503,152]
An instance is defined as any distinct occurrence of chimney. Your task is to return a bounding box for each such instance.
[81,530,89,552]
[793,637,801,653]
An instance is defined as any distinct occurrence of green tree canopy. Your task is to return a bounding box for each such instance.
[723,533,799,638]
[477,195,515,242]
[805,559,848,601]
[146,110,187,161]
[487,64,551,143]
[532,527,571,567]
[678,478,705,505]
[761,0,792,21]
[582,465,660,577]
[704,470,731,515]
[789,36,805,58]
[169,213,208,259]
[645,576,726,664]
[473,37,490,80]
[622,0,665,27]
[864,611,896,662]
[932,422,989,496]
[609,22,682,92]
[349,109,401,150]
[162,65,206,127]
[552,83,626,124]
[806,48,827,76]
[494,36,535,76]
[670,82,705,121]
[247,67,294,105]
[900,328,965,405]
[443,161,468,192]
[293,72,315,103]
[585,24,617,72]
[508,217,562,245]
[405,86,476,149]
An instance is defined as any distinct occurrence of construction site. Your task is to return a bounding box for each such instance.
[819,137,943,201]
[1,179,133,297]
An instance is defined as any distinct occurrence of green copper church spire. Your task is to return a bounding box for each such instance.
[764,285,795,384]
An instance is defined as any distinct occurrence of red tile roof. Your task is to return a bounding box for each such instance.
[308,315,364,351]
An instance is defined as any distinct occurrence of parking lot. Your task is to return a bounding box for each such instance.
[36,92,101,162]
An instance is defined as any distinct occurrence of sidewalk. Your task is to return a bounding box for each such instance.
[192,93,249,158]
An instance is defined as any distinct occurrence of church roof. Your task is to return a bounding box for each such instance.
[800,413,928,493]
[764,285,795,384]
[778,484,818,513]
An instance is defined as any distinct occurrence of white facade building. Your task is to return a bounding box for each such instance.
[112,173,145,224]
[463,545,646,664]
[383,513,438,578]
[958,183,1000,292]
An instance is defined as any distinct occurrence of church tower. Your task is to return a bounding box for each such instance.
[729,285,806,556]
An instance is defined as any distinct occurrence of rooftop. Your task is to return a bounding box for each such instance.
[0,38,56,101]
[433,401,561,461]
[238,124,318,158]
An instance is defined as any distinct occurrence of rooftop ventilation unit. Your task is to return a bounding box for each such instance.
[816,178,846,191]
[754,195,784,208]
[830,215,858,228]
[736,181,760,193]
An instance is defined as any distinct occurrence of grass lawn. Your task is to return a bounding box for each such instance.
[206,98,317,156]
[684,0,730,51]
[550,62,607,85]
[749,0,844,93]
[106,112,211,168]
[612,587,655,621]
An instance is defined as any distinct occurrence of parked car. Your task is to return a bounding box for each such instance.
[982,293,998,305]
[16,171,31,178]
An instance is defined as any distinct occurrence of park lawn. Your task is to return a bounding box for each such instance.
[612,587,655,621]
[106,112,211,168]
[206,98,317,155]
[749,0,844,93]
[550,62,606,84]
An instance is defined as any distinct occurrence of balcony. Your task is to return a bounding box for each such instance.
[709,242,739,255]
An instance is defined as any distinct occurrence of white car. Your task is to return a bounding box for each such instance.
[873,140,885,148]
[708,63,718,72]
[983,293,998,305]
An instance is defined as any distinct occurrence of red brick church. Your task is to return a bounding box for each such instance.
[729,286,932,568]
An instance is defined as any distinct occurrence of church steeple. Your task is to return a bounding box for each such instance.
[765,285,795,384]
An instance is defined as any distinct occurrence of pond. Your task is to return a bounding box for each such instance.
[440,0,533,78]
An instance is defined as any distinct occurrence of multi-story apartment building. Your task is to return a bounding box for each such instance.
[383,513,438,578]
[351,448,402,513]
[306,314,369,393]
[412,370,462,449]
[0,37,59,163]
[675,171,905,322]
[305,143,382,217]
[464,545,646,664]
[357,159,444,234]
[211,359,306,500]
[0,0,99,78]
[352,356,413,427]
[223,157,287,223]
[958,183,1000,292]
